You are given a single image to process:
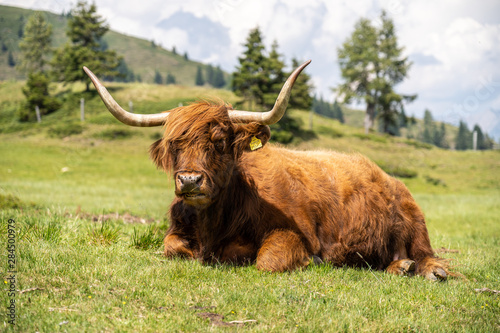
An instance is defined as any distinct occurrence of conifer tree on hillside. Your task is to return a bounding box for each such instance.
[398,108,408,128]
[312,97,344,123]
[232,27,268,110]
[233,28,313,143]
[336,11,415,134]
[111,58,135,82]
[267,53,307,143]
[19,72,61,122]
[212,66,226,88]
[166,73,176,85]
[473,125,484,150]
[332,101,345,123]
[204,64,225,88]
[7,51,15,67]
[288,58,313,111]
[18,21,24,39]
[17,12,52,74]
[206,65,214,86]
[17,12,60,122]
[313,96,330,117]
[195,66,205,86]
[472,124,495,150]
[434,122,449,149]
[262,40,286,108]
[154,70,163,84]
[422,109,436,144]
[52,0,121,91]
[456,120,471,150]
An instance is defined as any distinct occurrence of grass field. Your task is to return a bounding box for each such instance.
[1,81,499,332]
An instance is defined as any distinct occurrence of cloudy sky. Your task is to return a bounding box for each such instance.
[2,0,500,138]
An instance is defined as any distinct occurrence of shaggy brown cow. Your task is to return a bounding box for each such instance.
[84,61,448,280]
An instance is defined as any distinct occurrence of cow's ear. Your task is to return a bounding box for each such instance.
[149,139,172,171]
[233,123,271,154]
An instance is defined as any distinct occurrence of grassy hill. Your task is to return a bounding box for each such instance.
[0,80,499,331]
[1,79,498,197]
[0,5,228,86]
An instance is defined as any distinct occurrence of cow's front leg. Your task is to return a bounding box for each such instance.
[164,199,199,259]
[256,230,310,272]
[164,232,198,258]
[386,245,415,276]
[386,259,415,276]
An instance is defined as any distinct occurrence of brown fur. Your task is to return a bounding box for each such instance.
[150,101,449,280]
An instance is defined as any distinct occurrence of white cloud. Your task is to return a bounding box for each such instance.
[153,27,190,51]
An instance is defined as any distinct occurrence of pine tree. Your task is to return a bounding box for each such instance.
[313,96,329,117]
[288,58,313,111]
[52,0,121,91]
[472,124,490,150]
[408,115,417,126]
[112,58,135,82]
[313,96,345,122]
[154,70,163,84]
[212,66,226,88]
[183,52,188,60]
[434,122,449,149]
[332,101,345,123]
[7,51,15,67]
[262,40,285,108]
[398,108,408,128]
[336,11,415,134]
[422,109,435,144]
[17,12,61,122]
[18,22,24,38]
[268,53,307,143]
[377,85,405,135]
[18,12,53,74]
[195,66,205,86]
[456,120,471,150]
[19,72,61,122]
[166,73,176,85]
[483,133,495,150]
[206,65,214,86]
[313,96,322,115]
[232,27,268,110]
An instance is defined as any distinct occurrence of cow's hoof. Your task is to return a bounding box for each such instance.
[311,255,323,265]
[386,259,415,276]
[399,259,415,275]
[425,267,447,282]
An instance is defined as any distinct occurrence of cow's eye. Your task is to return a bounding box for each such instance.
[169,143,181,159]
[214,139,226,152]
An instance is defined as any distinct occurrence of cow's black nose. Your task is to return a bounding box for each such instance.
[177,173,203,192]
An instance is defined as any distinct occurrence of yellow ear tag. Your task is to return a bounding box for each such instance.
[249,136,263,151]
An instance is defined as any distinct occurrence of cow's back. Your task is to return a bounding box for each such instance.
[240,145,421,267]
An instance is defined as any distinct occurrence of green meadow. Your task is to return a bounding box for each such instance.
[1,81,499,332]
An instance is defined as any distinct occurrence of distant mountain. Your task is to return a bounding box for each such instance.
[155,11,232,66]
[0,5,229,86]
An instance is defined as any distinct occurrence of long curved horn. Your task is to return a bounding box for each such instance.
[84,59,311,127]
[228,59,311,125]
[83,66,169,127]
